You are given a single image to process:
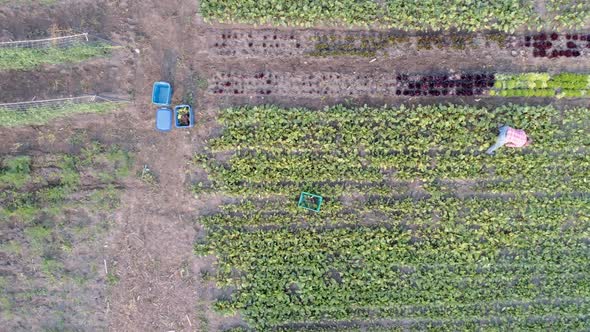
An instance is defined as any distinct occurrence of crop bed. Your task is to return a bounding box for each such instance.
[210,70,390,97]
[194,104,590,330]
[524,32,590,58]
[210,71,590,98]
[492,73,590,98]
[210,30,308,57]
[208,29,590,60]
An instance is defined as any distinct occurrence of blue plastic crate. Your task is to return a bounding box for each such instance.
[156,107,173,132]
[152,81,172,106]
[174,105,194,128]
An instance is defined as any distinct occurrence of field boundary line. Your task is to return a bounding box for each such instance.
[0,32,120,48]
[0,33,88,46]
[0,95,130,111]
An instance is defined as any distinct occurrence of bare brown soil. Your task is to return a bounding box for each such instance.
[0,55,134,102]
[1,0,590,331]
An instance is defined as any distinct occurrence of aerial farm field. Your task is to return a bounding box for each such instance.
[0,0,589,331]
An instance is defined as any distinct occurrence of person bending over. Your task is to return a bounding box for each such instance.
[486,125,532,155]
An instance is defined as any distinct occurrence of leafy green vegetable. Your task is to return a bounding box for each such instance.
[195,104,590,330]
[201,0,538,32]
[492,73,590,98]
[546,0,590,29]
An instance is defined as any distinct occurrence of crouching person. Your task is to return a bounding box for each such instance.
[486,125,532,155]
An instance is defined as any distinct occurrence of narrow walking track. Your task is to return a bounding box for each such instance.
[103,0,230,330]
[105,129,202,331]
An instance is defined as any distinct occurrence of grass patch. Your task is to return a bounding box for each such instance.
[58,168,81,190]
[0,141,134,329]
[0,102,121,128]
[0,43,113,71]
[38,186,70,204]
[107,146,133,178]
[0,240,22,255]
[89,185,120,210]
[41,258,64,279]
[0,156,31,188]
[106,273,119,286]
[0,143,132,224]
[24,225,52,243]
[0,296,12,311]
[0,202,40,224]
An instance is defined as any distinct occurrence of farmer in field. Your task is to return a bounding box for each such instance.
[486,125,532,155]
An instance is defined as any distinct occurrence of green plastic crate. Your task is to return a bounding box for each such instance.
[298,192,323,212]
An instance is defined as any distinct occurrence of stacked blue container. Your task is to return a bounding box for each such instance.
[153,82,173,132]
[152,82,195,131]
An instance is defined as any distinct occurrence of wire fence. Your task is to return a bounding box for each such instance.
[0,95,129,111]
[0,32,119,49]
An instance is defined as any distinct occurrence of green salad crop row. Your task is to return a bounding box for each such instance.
[491,73,590,98]
[200,225,590,328]
[546,0,590,29]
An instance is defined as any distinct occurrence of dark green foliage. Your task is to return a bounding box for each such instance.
[195,104,590,330]
[201,0,537,32]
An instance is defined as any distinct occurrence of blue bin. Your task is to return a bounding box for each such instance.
[156,107,173,132]
[152,82,172,106]
[174,105,194,128]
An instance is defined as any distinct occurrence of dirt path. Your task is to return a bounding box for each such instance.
[105,129,200,331]
[102,0,239,331]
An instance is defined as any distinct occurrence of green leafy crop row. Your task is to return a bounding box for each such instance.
[202,221,590,329]
[491,73,590,98]
[201,0,538,32]
[197,104,588,194]
[546,0,590,29]
[194,104,590,330]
